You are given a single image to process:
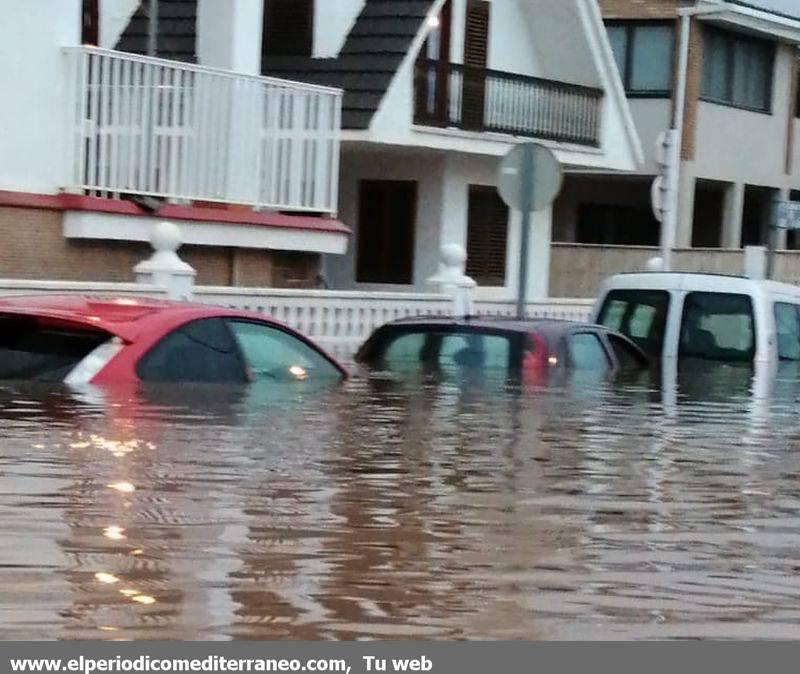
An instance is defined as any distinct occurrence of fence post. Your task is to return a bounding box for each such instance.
[426,244,477,317]
[134,221,196,300]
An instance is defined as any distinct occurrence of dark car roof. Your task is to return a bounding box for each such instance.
[357,315,649,364]
[376,316,607,334]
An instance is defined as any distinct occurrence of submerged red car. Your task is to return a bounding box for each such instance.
[0,295,347,385]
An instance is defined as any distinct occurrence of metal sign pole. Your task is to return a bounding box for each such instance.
[515,149,535,320]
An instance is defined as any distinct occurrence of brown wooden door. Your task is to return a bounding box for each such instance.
[356,181,417,285]
[461,0,490,130]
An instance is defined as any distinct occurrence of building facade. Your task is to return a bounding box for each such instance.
[0,0,643,297]
[0,0,349,287]
[269,0,643,300]
[555,0,800,259]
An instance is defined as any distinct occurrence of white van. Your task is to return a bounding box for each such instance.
[593,272,800,364]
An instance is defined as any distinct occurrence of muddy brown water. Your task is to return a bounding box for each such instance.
[3,364,800,640]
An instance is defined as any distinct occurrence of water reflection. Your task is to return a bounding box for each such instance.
[3,365,800,639]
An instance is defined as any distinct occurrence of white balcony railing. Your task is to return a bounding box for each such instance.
[63,47,342,213]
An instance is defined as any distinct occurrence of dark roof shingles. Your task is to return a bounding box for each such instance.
[115,0,435,128]
[116,0,198,63]
[266,0,436,129]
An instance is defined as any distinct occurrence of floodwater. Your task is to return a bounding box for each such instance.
[3,363,800,640]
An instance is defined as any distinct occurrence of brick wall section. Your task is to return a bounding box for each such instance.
[599,0,687,19]
[0,207,321,288]
[272,252,321,288]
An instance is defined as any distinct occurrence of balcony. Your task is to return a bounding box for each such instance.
[414,60,603,147]
[62,47,342,214]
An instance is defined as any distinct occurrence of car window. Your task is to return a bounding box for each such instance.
[597,290,670,357]
[438,333,510,370]
[137,318,246,383]
[568,332,610,370]
[228,320,342,381]
[607,334,645,370]
[679,292,754,361]
[375,329,512,374]
[774,303,800,361]
[0,315,109,382]
[383,332,427,371]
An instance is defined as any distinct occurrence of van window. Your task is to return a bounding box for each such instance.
[774,303,800,361]
[679,292,754,361]
[597,290,670,357]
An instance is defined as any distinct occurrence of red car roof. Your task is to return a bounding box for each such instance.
[0,294,287,343]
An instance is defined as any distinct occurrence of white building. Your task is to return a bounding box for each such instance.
[269,0,643,299]
[551,0,800,297]
[0,0,348,287]
[0,0,642,296]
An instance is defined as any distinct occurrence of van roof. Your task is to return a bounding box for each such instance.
[599,272,800,298]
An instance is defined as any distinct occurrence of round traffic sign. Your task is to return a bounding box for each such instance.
[497,143,563,212]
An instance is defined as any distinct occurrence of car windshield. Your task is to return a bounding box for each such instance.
[0,314,110,382]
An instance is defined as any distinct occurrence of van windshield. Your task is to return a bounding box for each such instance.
[597,290,670,357]
[0,315,109,382]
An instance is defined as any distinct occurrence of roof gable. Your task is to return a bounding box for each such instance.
[266,0,437,129]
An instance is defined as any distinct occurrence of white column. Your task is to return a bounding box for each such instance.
[527,207,552,299]
[0,0,81,193]
[196,0,263,74]
[197,0,265,205]
[507,207,552,300]
[722,181,745,249]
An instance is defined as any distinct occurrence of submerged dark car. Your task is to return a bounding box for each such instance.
[355,317,649,384]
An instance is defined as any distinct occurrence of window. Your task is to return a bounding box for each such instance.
[796,58,800,118]
[701,26,774,112]
[577,203,660,246]
[356,180,417,285]
[774,303,800,361]
[81,0,99,45]
[597,290,670,357]
[607,335,647,371]
[606,22,674,96]
[371,329,513,375]
[417,0,453,123]
[262,0,313,59]
[679,292,755,361]
[568,333,610,370]
[466,185,509,286]
[461,0,490,129]
[227,321,342,381]
[137,318,246,383]
[0,315,108,382]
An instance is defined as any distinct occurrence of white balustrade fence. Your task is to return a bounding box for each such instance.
[191,287,594,357]
[63,47,342,213]
[0,281,593,359]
